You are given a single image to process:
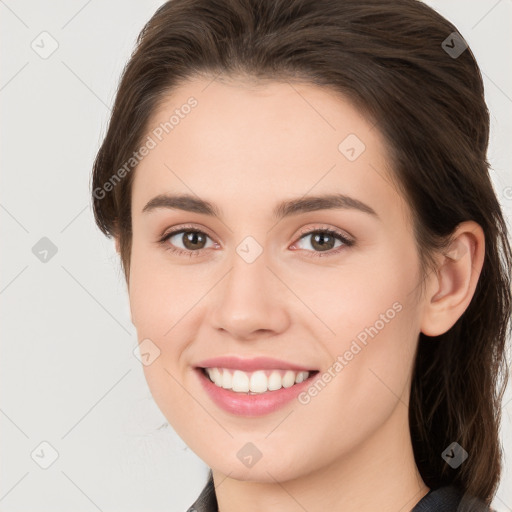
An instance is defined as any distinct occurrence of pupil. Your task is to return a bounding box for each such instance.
[184,231,205,249]
[312,233,334,251]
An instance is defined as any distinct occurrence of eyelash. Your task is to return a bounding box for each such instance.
[157,224,355,259]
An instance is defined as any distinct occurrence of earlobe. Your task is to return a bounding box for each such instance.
[420,221,485,337]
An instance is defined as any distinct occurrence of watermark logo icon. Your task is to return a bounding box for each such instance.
[237,442,263,468]
[441,32,468,59]
[32,237,58,263]
[236,236,263,264]
[31,31,59,59]
[338,134,366,162]
[31,441,59,469]
[133,338,161,366]
[441,441,468,469]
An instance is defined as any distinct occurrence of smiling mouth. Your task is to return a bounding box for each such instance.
[199,367,319,394]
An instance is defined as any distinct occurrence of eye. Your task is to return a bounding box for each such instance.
[158,225,217,257]
[290,227,354,257]
[158,224,354,258]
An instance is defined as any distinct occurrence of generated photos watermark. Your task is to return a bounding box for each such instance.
[298,301,403,405]
[93,96,198,201]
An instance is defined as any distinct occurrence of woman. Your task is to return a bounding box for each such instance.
[91,0,511,510]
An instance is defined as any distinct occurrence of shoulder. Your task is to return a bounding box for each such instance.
[412,485,496,512]
[186,478,497,512]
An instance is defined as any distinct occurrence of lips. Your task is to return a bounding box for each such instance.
[193,355,320,416]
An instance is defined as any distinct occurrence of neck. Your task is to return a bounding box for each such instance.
[212,403,429,512]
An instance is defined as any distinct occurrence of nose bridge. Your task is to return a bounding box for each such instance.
[223,239,273,310]
[223,231,271,292]
[209,236,290,338]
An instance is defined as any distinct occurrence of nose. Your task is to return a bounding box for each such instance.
[208,247,291,340]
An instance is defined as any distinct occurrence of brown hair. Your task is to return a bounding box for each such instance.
[91,0,512,504]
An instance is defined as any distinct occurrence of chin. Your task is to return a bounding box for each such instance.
[210,454,307,483]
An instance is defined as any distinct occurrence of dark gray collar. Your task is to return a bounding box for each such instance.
[187,473,493,512]
[187,471,217,512]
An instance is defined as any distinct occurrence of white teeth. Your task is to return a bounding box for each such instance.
[205,368,310,393]
[232,370,249,392]
[221,369,233,389]
[211,367,222,387]
[268,371,282,391]
[249,370,267,393]
[282,370,296,388]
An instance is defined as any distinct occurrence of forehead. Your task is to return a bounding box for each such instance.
[131,76,409,225]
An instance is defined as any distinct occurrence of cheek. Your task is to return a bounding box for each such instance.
[309,243,422,402]
[128,240,209,391]
[127,246,198,427]
[290,239,421,341]
[128,238,192,334]
[324,267,421,414]
[293,295,421,464]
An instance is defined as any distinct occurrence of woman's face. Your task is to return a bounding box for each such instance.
[127,77,428,481]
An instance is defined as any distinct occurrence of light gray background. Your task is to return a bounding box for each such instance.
[1,1,511,511]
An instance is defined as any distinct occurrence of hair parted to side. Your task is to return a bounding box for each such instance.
[91,0,512,504]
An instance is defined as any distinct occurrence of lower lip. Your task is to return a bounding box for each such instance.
[195,368,319,417]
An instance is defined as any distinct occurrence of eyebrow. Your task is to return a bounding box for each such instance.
[142,193,379,220]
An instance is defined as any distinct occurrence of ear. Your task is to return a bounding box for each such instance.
[420,221,485,337]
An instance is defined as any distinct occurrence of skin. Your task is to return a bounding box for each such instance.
[118,76,485,512]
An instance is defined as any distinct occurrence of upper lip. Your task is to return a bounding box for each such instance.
[195,356,317,372]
